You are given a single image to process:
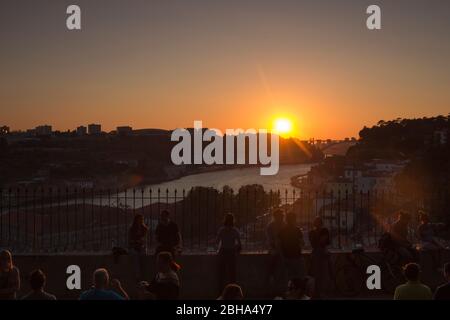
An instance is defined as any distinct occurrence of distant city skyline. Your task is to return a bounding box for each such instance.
[1,0,450,139]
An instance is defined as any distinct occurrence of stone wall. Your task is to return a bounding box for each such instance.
[11,250,450,300]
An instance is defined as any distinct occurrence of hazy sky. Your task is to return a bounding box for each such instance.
[1,0,449,139]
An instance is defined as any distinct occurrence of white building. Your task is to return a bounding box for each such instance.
[434,129,448,145]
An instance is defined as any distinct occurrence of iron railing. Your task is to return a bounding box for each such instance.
[0,188,448,254]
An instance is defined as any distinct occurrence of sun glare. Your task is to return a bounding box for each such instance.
[273,118,293,137]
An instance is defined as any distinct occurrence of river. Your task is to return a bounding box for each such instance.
[108,163,315,207]
[142,163,314,193]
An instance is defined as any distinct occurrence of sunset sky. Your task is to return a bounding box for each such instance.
[1,0,449,139]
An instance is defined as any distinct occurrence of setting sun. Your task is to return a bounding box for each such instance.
[273,118,293,137]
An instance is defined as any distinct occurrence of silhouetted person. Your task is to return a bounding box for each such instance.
[284,277,310,300]
[79,268,129,300]
[417,212,443,270]
[309,216,330,298]
[434,263,450,300]
[278,212,305,280]
[128,214,149,280]
[391,211,416,263]
[394,263,432,300]
[266,209,285,284]
[0,250,20,300]
[218,283,244,300]
[217,213,242,288]
[146,251,180,300]
[21,269,56,300]
[155,210,182,257]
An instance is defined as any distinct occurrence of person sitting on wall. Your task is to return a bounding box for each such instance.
[128,214,149,281]
[21,269,56,300]
[79,268,129,300]
[145,251,181,300]
[0,250,20,300]
[155,210,182,257]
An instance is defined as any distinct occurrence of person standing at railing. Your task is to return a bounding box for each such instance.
[216,213,242,289]
[155,210,182,257]
[0,250,20,300]
[278,212,306,282]
[390,211,417,264]
[265,209,285,286]
[128,214,149,281]
[309,216,331,299]
[417,212,444,271]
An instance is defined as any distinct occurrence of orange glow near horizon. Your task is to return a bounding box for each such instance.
[1,1,450,140]
[272,117,293,137]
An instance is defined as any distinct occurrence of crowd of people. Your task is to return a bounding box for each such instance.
[0,209,449,300]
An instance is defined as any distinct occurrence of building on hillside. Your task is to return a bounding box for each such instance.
[76,126,87,136]
[325,178,353,196]
[35,125,52,136]
[117,126,133,136]
[88,124,102,135]
[434,129,448,145]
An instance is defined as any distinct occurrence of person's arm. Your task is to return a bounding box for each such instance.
[142,225,149,238]
[236,229,242,252]
[216,228,222,248]
[0,267,20,295]
[308,230,314,246]
[175,224,182,247]
[299,229,305,247]
[111,279,129,300]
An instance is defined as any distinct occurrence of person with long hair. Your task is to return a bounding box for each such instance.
[146,251,181,300]
[217,213,242,289]
[390,211,417,263]
[0,250,20,300]
[128,214,149,281]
